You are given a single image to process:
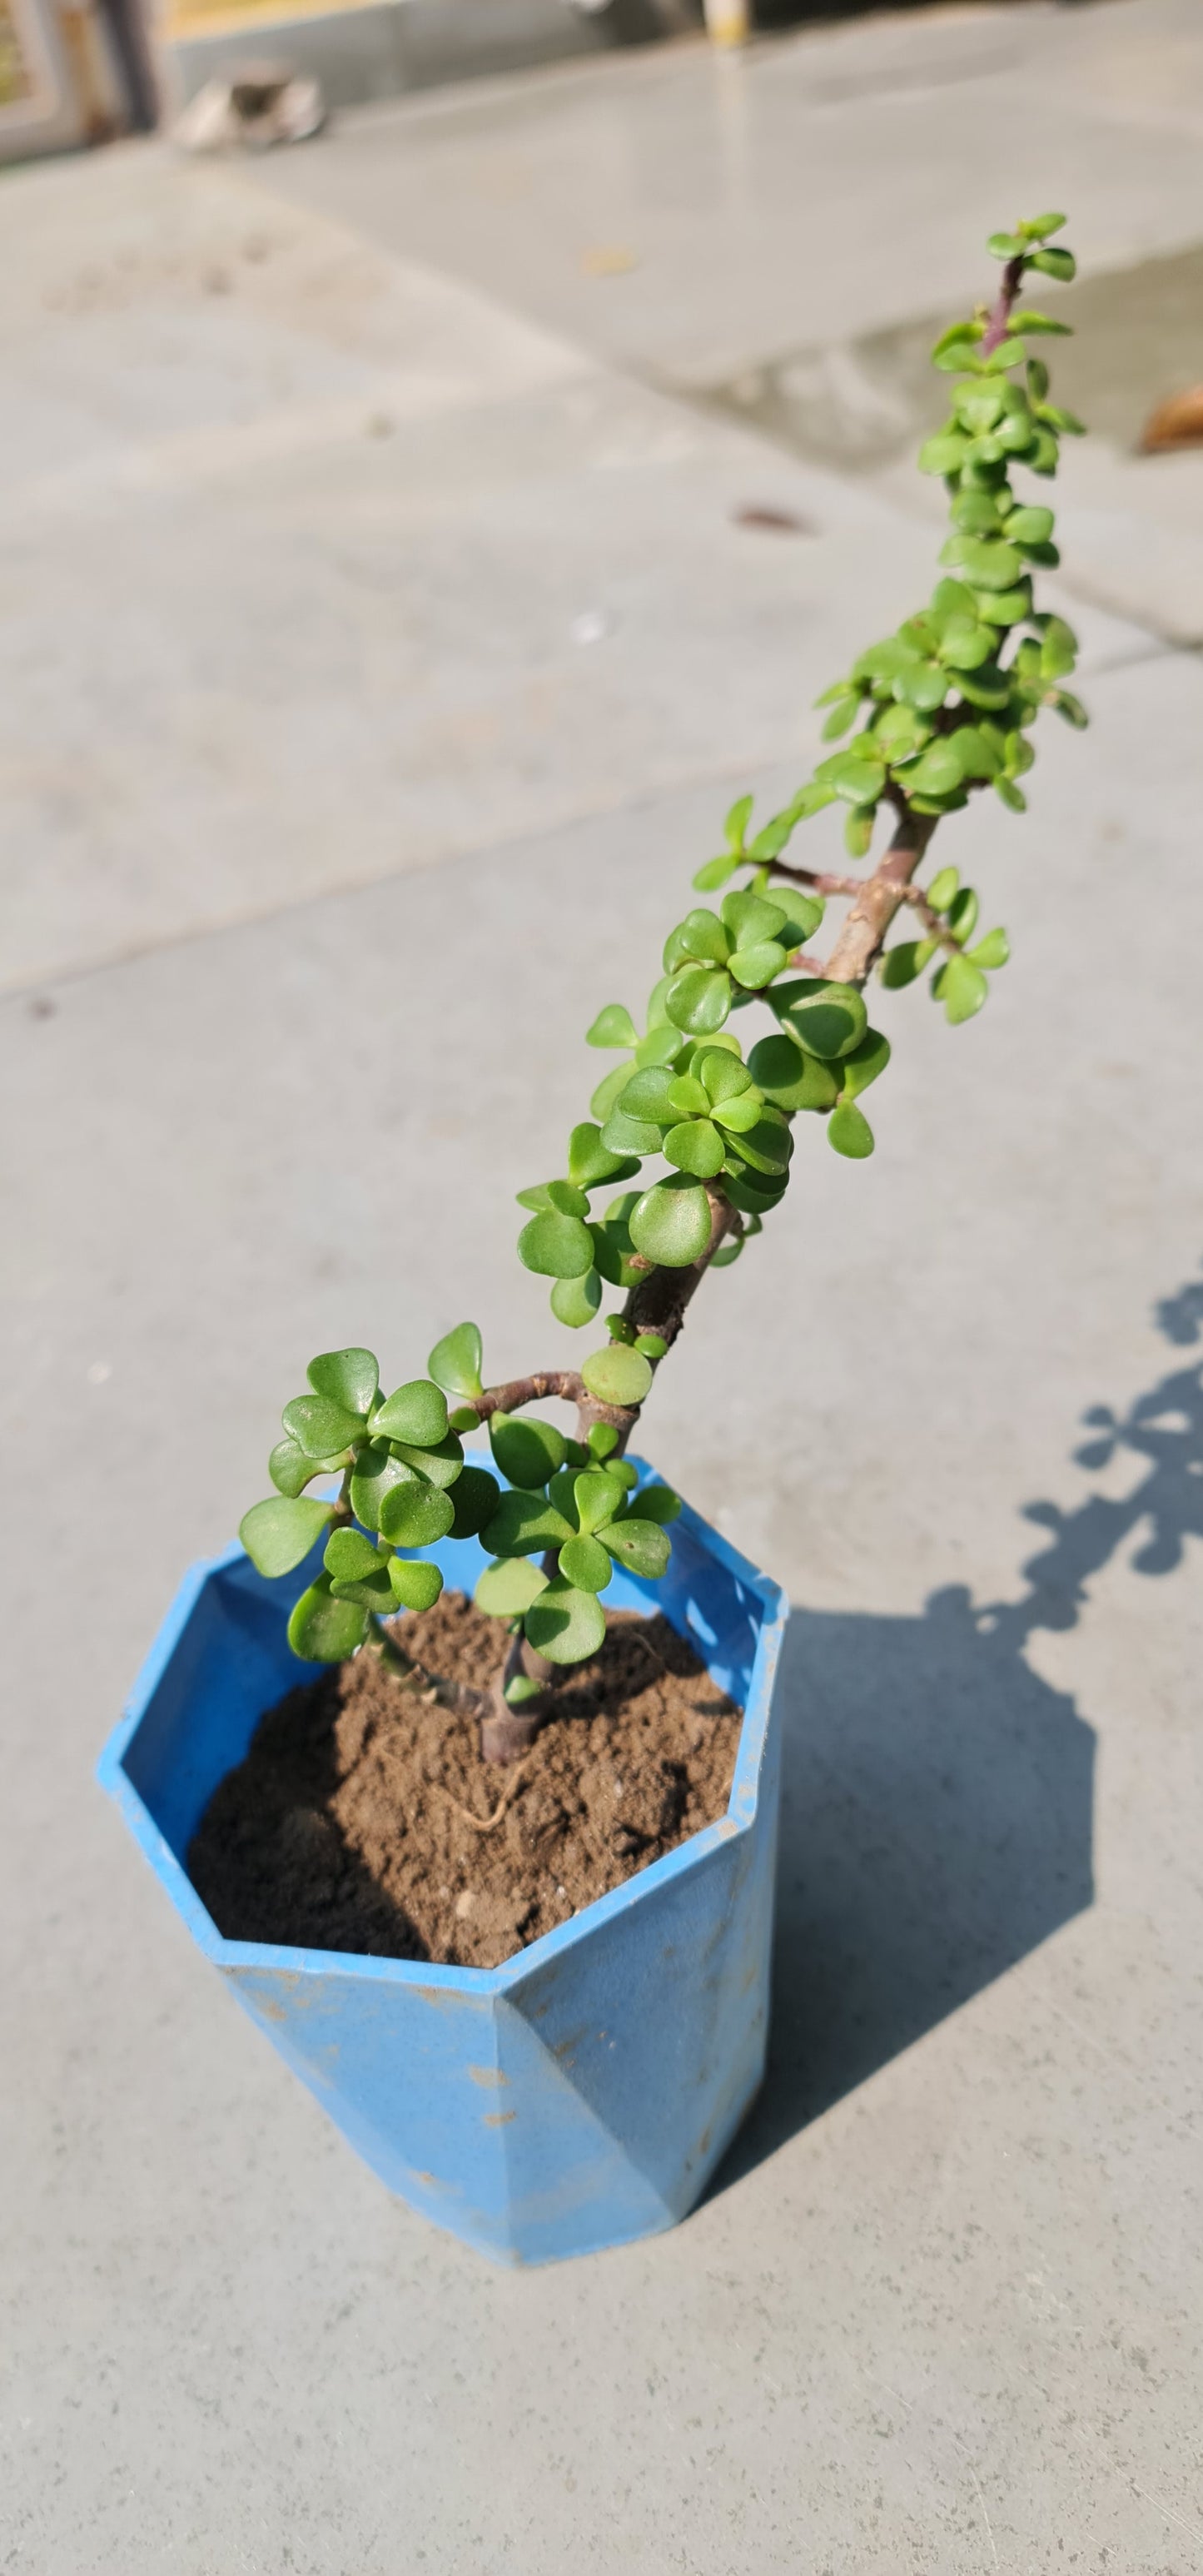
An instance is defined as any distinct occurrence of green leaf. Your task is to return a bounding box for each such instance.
[728,940,789,990]
[389,1559,444,1614]
[571,1470,624,1533]
[483,1489,574,1556]
[967,927,1010,969]
[442,1465,499,1540]
[1051,689,1088,729]
[349,1441,415,1532]
[892,662,948,714]
[879,942,925,989]
[581,1345,654,1408]
[1021,210,1066,239]
[994,775,1027,813]
[987,231,1027,259]
[666,1072,710,1116]
[329,1564,395,1612]
[629,1176,713,1269]
[543,1179,588,1218]
[1019,311,1071,336]
[827,751,887,806]
[551,1269,603,1329]
[629,1484,681,1527]
[820,691,860,740]
[635,1332,668,1360]
[938,954,989,1022]
[1005,505,1055,545]
[839,1029,891,1098]
[378,1479,456,1549]
[588,1422,619,1460]
[918,430,968,475]
[558,1534,614,1594]
[306,1348,378,1416]
[1038,615,1078,679]
[634,1025,685,1070]
[933,338,984,375]
[281,1393,365,1460]
[324,1527,382,1584]
[904,739,965,799]
[603,1517,672,1580]
[773,978,868,1061]
[947,886,980,942]
[748,806,803,861]
[956,663,1012,709]
[586,1003,639,1050]
[664,1117,726,1179]
[664,965,733,1037]
[269,1437,325,1499]
[426,1320,483,1400]
[524,1578,607,1664]
[389,1434,464,1490]
[589,1062,633,1124]
[373,1380,449,1447]
[709,1088,766,1134]
[771,888,825,946]
[663,908,729,972]
[566,1122,634,1192]
[476,1557,549,1619]
[842,806,873,860]
[286,1574,368,1663]
[724,791,753,852]
[972,582,1032,628]
[952,538,1024,592]
[489,1410,566,1489]
[241,1494,334,1579]
[693,852,738,893]
[599,1106,661,1157]
[696,1046,751,1104]
[723,1111,793,1176]
[828,1101,875,1159]
[747,1031,838,1112]
[517,1209,596,1281]
[939,617,995,671]
[721,889,786,947]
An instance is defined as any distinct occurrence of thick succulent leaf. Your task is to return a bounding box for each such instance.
[573,1470,625,1534]
[664,1117,726,1178]
[447,1465,501,1539]
[603,1517,672,1579]
[373,1380,450,1447]
[241,1494,333,1579]
[349,1440,418,1532]
[524,1579,608,1665]
[828,1100,875,1159]
[550,1269,603,1328]
[483,1488,574,1556]
[475,1556,549,1618]
[581,1345,654,1408]
[281,1392,365,1460]
[567,1121,638,1191]
[286,1574,369,1663]
[389,1559,444,1614]
[489,1410,566,1489]
[557,1534,614,1594]
[839,1029,892,1099]
[747,1032,838,1113]
[517,1209,596,1281]
[629,1176,713,1269]
[306,1348,378,1416]
[378,1479,456,1549]
[626,1482,681,1525]
[664,965,733,1037]
[773,978,868,1062]
[389,1434,464,1490]
[586,1003,639,1049]
[324,1527,382,1584]
[269,1436,326,1499]
[427,1321,484,1399]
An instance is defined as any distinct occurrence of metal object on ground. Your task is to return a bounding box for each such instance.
[172,57,323,144]
[98,1466,787,2266]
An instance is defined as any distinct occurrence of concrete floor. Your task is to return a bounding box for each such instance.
[2,4,1203,2569]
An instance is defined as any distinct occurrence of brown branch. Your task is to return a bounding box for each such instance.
[823,807,938,987]
[622,1188,743,1355]
[980,252,1025,359]
[470,1370,584,1421]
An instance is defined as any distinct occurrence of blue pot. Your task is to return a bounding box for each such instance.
[98,1465,787,2267]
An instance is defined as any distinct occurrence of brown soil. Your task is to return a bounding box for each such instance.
[188,1594,742,1970]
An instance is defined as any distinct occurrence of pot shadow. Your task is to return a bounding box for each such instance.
[709,1261,1203,2195]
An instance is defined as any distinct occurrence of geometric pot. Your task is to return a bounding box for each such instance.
[97,1461,788,2268]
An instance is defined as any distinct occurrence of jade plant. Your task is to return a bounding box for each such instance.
[240,213,1087,1764]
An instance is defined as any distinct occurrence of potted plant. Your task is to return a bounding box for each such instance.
[101,213,1086,2265]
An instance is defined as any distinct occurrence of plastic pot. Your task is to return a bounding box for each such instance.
[98,1464,787,2267]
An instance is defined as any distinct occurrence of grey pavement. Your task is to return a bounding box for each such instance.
[2,6,1203,2570]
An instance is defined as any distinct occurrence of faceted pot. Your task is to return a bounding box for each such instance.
[98,1463,787,2268]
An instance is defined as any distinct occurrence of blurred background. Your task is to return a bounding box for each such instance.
[4,3,1203,2570]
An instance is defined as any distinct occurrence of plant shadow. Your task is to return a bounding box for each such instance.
[709,1261,1203,2194]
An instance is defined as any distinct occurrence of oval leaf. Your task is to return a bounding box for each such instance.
[241,1494,334,1579]
[664,1117,726,1179]
[629,1176,713,1269]
[558,1534,614,1594]
[603,1518,672,1580]
[581,1345,654,1409]
[378,1479,456,1548]
[286,1574,368,1663]
[281,1393,365,1460]
[489,1410,566,1490]
[483,1488,574,1556]
[664,965,733,1037]
[349,1440,419,1532]
[774,978,867,1062]
[551,1269,603,1328]
[389,1558,444,1613]
[586,1003,638,1049]
[373,1380,450,1447]
[475,1556,550,1619]
[447,1465,501,1539]
[269,1436,322,1499]
[306,1348,378,1415]
[426,1321,483,1400]
[828,1101,875,1159]
[324,1527,381,1583]
[518,1209,598,1281]
[524,1578,608,1665]
[747,1032,838,1112]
